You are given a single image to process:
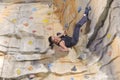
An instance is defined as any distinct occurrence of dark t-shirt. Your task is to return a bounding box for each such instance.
[57,35,73,48]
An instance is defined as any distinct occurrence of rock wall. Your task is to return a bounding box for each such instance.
[89,0,120,79]
[0,0,120,80]
[54,0,120,80]
[0,2,65,79]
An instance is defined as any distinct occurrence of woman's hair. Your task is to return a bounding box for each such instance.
[48,36,54,49]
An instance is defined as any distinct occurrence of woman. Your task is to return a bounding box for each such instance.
[48,7,91,52]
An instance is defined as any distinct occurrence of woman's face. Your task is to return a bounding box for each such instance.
[52,36,59,43]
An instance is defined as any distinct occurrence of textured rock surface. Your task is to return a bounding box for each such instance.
[0,0,120,80]
[54,0,120,80]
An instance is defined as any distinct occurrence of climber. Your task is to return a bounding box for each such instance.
[48,7,91,52]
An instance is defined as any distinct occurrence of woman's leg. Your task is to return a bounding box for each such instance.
[71,16,88,45]
[71,7,91,46]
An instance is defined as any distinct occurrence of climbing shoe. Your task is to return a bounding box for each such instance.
[84,6,91,16]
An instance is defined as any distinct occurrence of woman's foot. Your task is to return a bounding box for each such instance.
[84,6,91,16]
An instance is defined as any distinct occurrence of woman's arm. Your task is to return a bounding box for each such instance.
[57,33,65,38]
[57,30,67,38]
[59,41,69,52]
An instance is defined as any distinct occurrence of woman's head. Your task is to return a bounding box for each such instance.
[48,36,59,49]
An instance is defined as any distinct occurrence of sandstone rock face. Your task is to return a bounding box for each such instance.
[0,0,52,3]
[54,0,120,80]
[0,0,120,80]
[88,0,120,80]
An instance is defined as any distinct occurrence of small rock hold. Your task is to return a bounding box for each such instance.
[71,66,77,71]
[70,77,74,80]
